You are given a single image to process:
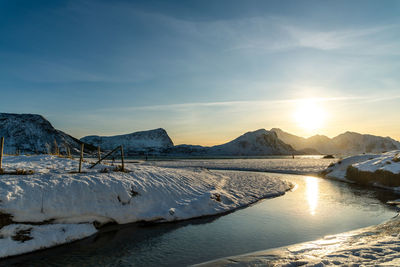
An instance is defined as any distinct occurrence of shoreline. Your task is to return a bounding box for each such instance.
[196,213,400,266]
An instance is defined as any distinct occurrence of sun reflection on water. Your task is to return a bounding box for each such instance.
[305,176,319,215]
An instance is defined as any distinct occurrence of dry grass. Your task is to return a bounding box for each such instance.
[12,228,33,243]
[0,169,35,175]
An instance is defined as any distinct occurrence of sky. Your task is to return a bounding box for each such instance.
[1,0,399,145]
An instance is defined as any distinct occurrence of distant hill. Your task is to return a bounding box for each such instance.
[166,129,297,156]
[208,129,296,156]
[271,128,400,155]
[0,113,95,155]
[81,128,174,155]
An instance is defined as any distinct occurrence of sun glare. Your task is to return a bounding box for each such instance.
[305,176,319,216]
[294,99,326,132]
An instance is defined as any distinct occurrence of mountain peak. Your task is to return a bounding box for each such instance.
[81,128,174,155]
[245,128,269,135]
[209,128,295,156]
[0,113,91,154]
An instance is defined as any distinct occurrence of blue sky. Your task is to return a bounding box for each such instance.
[1,0,400,145]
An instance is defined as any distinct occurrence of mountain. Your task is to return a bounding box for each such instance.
[208,129,296,156]
[81,128,174,155]
[330,131,400,155]
[166,129,297,156]
[0,113,94,155]
[5,111,396,157]
[271,128,400,155]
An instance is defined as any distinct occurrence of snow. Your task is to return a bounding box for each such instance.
[0,155,292,258]
[324,153,380,180]
[145,157,336,175]
[0,223,96,258]
[198,215,400,266]
[324,150,400,181]
[353,150,400,174]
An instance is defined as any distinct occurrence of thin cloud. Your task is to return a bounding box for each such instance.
[96,95,383,113]
[283,24,400,54]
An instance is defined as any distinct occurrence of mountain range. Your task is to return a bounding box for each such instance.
[1,112,399,156]
[271,128,400,155]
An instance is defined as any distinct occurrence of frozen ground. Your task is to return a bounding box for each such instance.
[0,155,292,258]
[144,157,336,175]
[198,214,400,266]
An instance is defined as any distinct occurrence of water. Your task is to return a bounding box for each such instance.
[1,170,398,267]
[143,157,337,174]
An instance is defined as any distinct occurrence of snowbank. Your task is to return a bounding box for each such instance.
[0,155,292,258]
[322,153,380,181]
[0,224,96,258]
[322,150,400,187]
[353,150,400,174]
[197,214,400,266]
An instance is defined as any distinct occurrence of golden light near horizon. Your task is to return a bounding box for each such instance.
[294,99,327,132]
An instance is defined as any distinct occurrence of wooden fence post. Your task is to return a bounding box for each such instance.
[67,146,71,158]
[97,146,101,161]
[54,139,59,155]
[120,145,125,172]
[79,143,84,173]
[0,137,4,170]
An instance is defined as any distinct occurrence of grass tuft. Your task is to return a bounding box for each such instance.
[12,228,33,243]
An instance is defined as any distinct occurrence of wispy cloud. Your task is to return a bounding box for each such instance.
[96,95,395,113]
[283,24,400,53]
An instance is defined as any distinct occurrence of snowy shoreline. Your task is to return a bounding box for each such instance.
[196,150,400,266]
[2,151,399,262]
[197,214,400,266]
[0,155,292,258]
[323,150,400,191]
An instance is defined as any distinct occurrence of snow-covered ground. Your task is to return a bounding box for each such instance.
[144,157,336,175]
[323,153,381,181]
[353,150,400,174]
[0,155,292,258]
[0,224,96,258]
[324,150,400,184]
[198,214,400,266]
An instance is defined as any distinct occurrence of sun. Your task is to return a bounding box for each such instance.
[294,99,326,132]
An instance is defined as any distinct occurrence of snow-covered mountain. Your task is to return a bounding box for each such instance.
[330,132,400,155]
[271,128,400,155]
[208,129,296,156]
[166,129,297,156]
[0,113,94,154]
[81,128,174,155]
